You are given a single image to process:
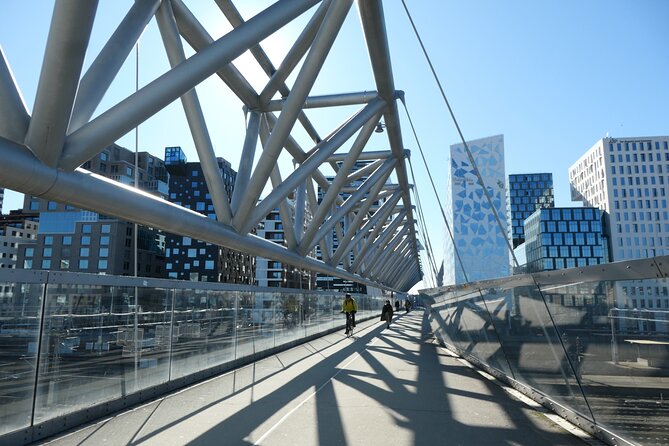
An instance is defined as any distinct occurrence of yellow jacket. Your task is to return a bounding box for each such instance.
[342,297,357,313]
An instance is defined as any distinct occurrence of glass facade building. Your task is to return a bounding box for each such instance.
[507,173,554,248]
[525,207,606,272]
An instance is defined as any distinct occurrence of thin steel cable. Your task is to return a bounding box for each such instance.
[399,3,595,418]
[407,157,438,285]
[400,98,470,284]
[400,0,519,270]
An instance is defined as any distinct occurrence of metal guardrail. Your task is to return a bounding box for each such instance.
[420,256,669,446]
[0,270,387,445]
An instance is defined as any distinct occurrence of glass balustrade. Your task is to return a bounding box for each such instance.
[0,270,383,440]
[422,264,669,446]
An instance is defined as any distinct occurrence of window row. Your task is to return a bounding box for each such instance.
[608,141,669,152]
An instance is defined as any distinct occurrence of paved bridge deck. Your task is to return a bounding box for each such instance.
[41,310,590,445]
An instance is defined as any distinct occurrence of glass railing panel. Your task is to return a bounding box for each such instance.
[501,284,592,419]
[428,289,477,355]
[34,283,169,422]
[476,287,515,377]
[274,292,305,347]
[304,293,331,336]
[170,288,236,379]
[0,276,44,436]
[251,291,277,352]
[235,290,256,358]
[572,278,669,445]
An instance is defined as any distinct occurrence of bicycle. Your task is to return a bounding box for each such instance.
[345,312,354,337]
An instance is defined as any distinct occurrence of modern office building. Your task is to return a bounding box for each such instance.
[508,173,554,248]
[444,134,509,285]
[524,207,607,272]
[569,136,669,331]
[164,146,254,284]
[256,202,315,289]
[569,136,669,261]
[17,144,167,277]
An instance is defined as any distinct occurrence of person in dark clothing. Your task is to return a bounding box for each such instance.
[404,298,411,313]
[381,300,394,329]
[394,300,400,312]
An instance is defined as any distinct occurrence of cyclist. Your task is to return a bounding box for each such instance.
[380,300,394,329]
[342,293,357,335]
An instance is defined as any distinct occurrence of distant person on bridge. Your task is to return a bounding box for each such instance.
[381,300,394,329]
[342,293,357,335]
[395,300,400,312]
[404,298,411,313]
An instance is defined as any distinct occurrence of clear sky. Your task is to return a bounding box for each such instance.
[1,1,668,290]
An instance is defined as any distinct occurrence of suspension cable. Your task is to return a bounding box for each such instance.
[400,0,519,270]
[400,98,470,284]
[407,157,439,286]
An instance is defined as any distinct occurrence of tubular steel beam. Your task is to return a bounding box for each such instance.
[246,98,385,234]
[171,0,260,109]
[264,91,378,112]
[259,0,331,105]
[60,0,320,170]
[357,0,421,276]
[231,0,353,232]
[25,0,98,167]
[0,137,389,290]
[69,0,161,132]
[0,47,29,143]
[156,1,233,224]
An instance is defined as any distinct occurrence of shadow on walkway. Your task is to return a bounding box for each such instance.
[44,311,587,446]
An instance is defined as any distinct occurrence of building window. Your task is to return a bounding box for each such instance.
[41,260,51,269]
[205,260,214,270]
[47,201,57,210]
[101,224,111,233]
[99,248,109,257]
[43,248,52,257]
[79,259,89,269]
[60,259,69,270]
[24,260,33,269]
[25,247,34,257]
[63,236,72,245]
[188,249,197,258]
[100,236,110,245]
[82,224,92,233]
[80,248,90,257]
[183,237,191,246]
[44,236,53,245]
[98,260,108,270]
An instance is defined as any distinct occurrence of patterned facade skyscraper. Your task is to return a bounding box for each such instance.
[444,135,509,285]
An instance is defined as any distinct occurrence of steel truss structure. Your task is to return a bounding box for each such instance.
[0,0,422,291]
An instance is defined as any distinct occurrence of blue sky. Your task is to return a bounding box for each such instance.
[1,1,668,288]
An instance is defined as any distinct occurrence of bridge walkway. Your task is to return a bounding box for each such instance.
[42,310,591,446]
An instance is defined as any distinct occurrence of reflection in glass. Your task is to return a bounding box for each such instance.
[0,281,43,435]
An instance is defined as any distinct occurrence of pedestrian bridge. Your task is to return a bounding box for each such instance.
[1,257,668,445]
[0,1,668,445]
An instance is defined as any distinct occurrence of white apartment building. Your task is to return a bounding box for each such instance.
[569,136,669,330]
[569,136,669,261]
